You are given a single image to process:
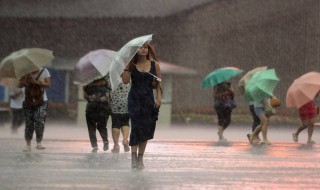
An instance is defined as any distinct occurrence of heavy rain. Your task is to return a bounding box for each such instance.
[1,0,320,189]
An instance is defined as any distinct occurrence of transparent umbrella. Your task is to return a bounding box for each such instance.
[0,48,54,79]
[109,34,153,90]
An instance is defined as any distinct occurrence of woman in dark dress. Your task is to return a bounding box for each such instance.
[213,81,236,142]
[121,43,162,169]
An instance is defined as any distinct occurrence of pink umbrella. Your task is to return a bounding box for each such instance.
[74,49,116,85]
[286,72,320,108]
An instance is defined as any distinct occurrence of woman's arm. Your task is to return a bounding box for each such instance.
[154,61,162,108]
[39,77,51,88]
[121,63,132,84]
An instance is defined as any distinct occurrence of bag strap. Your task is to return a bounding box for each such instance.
[35,68,45,81]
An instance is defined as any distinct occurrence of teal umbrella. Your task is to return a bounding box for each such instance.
[244,69,280,102]
[201,67,243,88]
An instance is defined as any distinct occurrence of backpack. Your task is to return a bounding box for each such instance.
[24,69,44,108]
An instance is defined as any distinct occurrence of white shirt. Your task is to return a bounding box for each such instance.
[9,87,25,109]
[110,83,130,114]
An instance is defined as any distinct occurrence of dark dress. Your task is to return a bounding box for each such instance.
[128,61,159,146]
[214,82,235,129]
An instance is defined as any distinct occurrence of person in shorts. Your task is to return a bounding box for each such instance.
[292,99,318,144]
[110,82,131,153]
[248,97,274,145]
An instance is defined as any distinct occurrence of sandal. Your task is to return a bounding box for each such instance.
[247,134,253,144]
[36,144,46,150]
[261,140,272,145]
[123,140,130,152]
[307,140,316,145]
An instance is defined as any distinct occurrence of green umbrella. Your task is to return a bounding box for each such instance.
[201,67,243,88]
[244,69,280,102]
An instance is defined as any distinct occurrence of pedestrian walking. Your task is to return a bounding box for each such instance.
[248,97,276,145]
[121,42,162,169]
[18,67,51,152]
[83,76,111,152]
[213,81,236,142]
[292,98,318,144]
[9,87,25,134]
[110,82,131,153]
[247,101,261,143]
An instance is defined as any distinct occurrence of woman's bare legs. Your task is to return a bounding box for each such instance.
[131,141,148,169]
[250,114,270,145]
[121,126,130,152]
[293,119,316,144]
[111,128,120,153]
[259,115,270,144]
[307,118,316,144]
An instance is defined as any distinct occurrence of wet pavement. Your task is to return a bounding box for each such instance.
[0,123,320,190]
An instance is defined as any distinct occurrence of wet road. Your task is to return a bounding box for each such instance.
[0,123,320,190]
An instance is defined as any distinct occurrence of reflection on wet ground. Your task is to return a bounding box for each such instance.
[0,124,320,189]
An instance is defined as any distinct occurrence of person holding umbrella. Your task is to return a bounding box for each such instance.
[286,72,320,145]
[246,69,280,145]
[238,66,268,143]
[83,75,111,152]
[213,81,236,142]
[201,67,242,142]
[1,48,54,152]
[121,42,162,169]
[292,98,318,145]
[19,68,51,152]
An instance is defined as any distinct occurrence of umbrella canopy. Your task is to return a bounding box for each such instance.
[286,72,320,108]
[238,66,268,95]
[109,34,153,90]
[201,67,243,88]
[245,69,280,102]
[73,49,116,85]
[0,48,54,79]
[0,78,19,87]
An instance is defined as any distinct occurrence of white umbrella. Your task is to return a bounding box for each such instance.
[0,48,54,79]
[109,34,153,90]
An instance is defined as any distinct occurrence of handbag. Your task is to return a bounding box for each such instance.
[225,96,237,109]
[270,96,281,107]
[23,69,45,108]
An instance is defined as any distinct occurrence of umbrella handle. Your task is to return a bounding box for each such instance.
[147,72,162,82]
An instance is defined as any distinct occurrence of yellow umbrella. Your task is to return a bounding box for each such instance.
[0,48,54,79]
